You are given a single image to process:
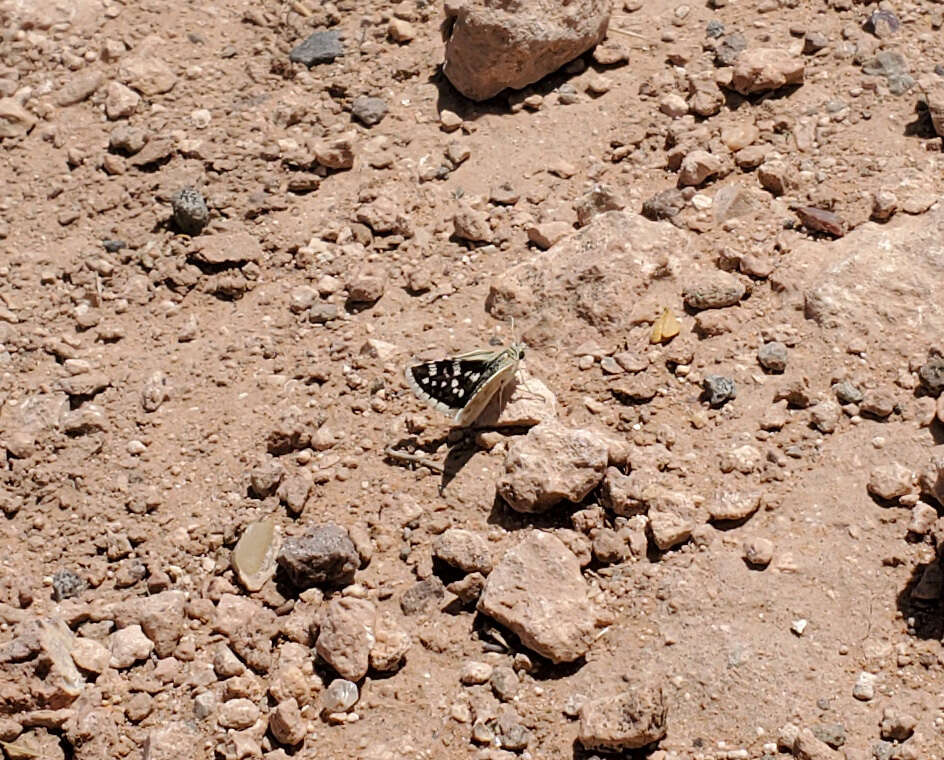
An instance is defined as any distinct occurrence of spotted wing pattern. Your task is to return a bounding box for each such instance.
[405,343,525,425]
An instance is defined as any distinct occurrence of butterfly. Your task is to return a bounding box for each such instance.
[405,343,526,426]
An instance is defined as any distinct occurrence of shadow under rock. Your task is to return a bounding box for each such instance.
[896,558,944,640]
[572,741,663,760]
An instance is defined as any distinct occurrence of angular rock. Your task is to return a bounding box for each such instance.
[433,528,493,574]
[600,467,650,517]
[109,624,154,668]
[796,206,846,237]
[104,80,140,119]
[478,531,606,662]
[0,97,37,139]
[731,48,804,94]
[923,77,944,138]
[289,31,343,67]
[400,578,445,616]
[190,232,263,266]
[119,43,176,95]
[574,184,624,226]
[277,524,359,588]
[707,490,761,521]
[442,0,611,101]
[269,698,306,746]
[231,520,280,592]
[172,187,209,236]
[647,487,701,549]
[919,447,944,506]
[799,205,944,340]
[70,637,110,675]
[868,462,913,501]
[315,598,376,681]
[497,421,608,513]
[678,150,722,187]
[351,95,388,127]
[368,614,411,672]
[578,683,668,751]
[132,591,186,657]
[57,70,103,106]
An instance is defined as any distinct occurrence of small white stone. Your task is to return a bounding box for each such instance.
[790,618,808,636]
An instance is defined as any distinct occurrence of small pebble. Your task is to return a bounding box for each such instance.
[322,679,359,712]
[172,187,209,235]
[703,375,736,407]
[757,341,787,373]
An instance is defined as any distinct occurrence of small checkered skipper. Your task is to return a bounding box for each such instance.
[405,343,526,426]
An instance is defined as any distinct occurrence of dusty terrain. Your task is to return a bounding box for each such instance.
[1,0,944,758]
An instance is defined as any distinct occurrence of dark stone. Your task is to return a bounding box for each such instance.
[641,188,685,221]
[867,10,899,38]
[351,95,388,127]
[832,380,863,405]
[796,206,845,237]
[400,577,445,616]
[277,524,359,588]
[705,20,725,39]
[861,50,906,78]
[289,30,343,67]
[919,352,944,396]
[812,723,846,749]
[52,568,87,601]
[702,375,736,407]
[102,239,126,253]
[715,33,747,67]
[171,187,209,235]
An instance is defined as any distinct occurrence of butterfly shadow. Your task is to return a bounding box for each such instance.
[439,437,478,492]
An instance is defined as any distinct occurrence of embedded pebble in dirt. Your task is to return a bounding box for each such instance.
[1,0,944,757]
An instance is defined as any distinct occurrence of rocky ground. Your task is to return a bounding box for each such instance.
[1,0,944,758]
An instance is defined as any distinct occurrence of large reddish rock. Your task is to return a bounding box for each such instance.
[477,531,608,662]
[731,48,804,94]
[497,421,608,513]
[442,0,611,101]
[578,682,668,751]
[315,598,376,681]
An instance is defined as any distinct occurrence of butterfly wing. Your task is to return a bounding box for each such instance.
[405,353,499,418]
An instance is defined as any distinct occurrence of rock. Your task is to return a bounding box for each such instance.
[578,683,668,751]
[108,124,147,155]
[743,537,774,567]
[647,487,701,549]
[923,77,944,138]
[678,150,722,187]
[871,189,898,222]
[477,531,606,662]
[356,197,411,236]
[269,698,306,746]
[853,671,876,701]
[486,211,694,340]
[490,666,520,701]
[315,131,356,169]
[249,459,284,497]
[400,578,445,616]
[860,388,894,419]
[289,31,343,66]
[119,45,176,95]
[70,637,110,675]
[143,722,206,760]
[907,502,937,535]
[919,448,944,506]
[277,473,312,516]
[702,375,736,407]
[497,421,608,513]
[785,728,840,760]
[731,47,804,94]
[388,17,415,43]
[803,31,829,54]
[442,0,610,101]
[351,95,388,127]
[708,490,761,521]
[231,520,280,592]
[277,524,359,588]
[433,529,493,574]
[809,399,841,433]
[218,698,260,730]
[131,591,186,657]
[0,97,37,139]
[346,264,386,303]
[757,341,787,372]
[453,202,493,243]
[919,351,944,396]
[713,183,766,223]
[527,221,572,249]
[460,661,493,685]
[57,70,103,106]
[862,51,912,95]
[879,707,916,741]
[51,568,87,601]
[322,679,358,712]
[368,614,411,672]
[574,184,624,226]
[316,597,376,681]
[659,93,688,117]
[683,271,745,309]
[109,624,154,668]
[600,467,649,517]
[757,160,794,196]
[799,206,944,340]
[796,206,845,237]
[709,28,742,63]
[172,187,209,235]
[832,381,863,405]
[641,188,686,222]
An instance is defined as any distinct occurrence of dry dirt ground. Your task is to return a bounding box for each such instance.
[1,0,944,758]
